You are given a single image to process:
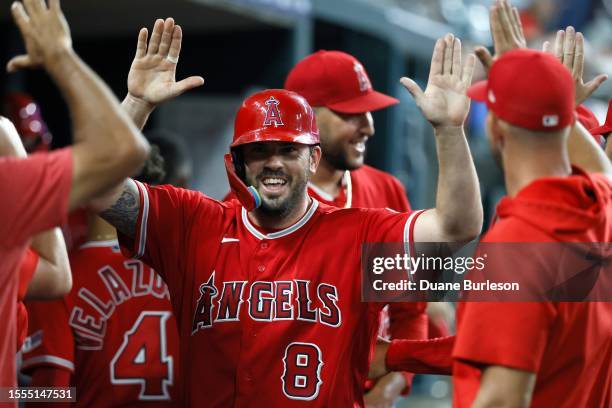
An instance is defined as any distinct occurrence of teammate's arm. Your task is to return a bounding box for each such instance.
[26,229,71,299]
[8,0,150,212]
[470,365,535,408]
[542,28,612,177]
[89,18,203,232]
[401,34,482,243]
[0,117,72,298]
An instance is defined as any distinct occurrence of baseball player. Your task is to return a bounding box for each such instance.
[285,50,427,404]
[23,148,180,407]
[452,2,612,406]
[89,31,482,406]
[589,98,612,160]
[0,0,150,392]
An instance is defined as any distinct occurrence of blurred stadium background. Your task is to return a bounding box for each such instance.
[1,0,611,406]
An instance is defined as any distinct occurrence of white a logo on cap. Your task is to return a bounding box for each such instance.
[542,115,559,127]
[263,96,284,127]
[354,63,372,92]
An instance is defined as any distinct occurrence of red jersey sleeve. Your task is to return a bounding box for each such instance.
[361,208,425,245]
[18,248,39,300]
[0,149,72,244]
[118,180,227,294]
[21,300,74,374]
[454,302,556,372]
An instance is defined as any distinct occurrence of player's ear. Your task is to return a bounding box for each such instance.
[309,145,321,175]
[488,113,506,150]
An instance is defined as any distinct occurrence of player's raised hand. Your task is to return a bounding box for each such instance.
[7,0,72,73]
[474,0,525,73]
[542,27,607,106]
[401,34,475,129]
[127,18,204,108]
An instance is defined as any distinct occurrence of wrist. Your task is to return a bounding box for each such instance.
[123,93,156,115]
[433,125,464,137]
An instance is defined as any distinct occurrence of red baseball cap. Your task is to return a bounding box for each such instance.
[589,98,612,137]
[468,49,575,131]
[284,50,399,114]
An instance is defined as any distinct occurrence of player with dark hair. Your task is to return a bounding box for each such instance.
[146,129,192,188]
[89,29,482,406]
[0,0,150,390]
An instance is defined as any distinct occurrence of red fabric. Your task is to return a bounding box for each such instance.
[453,168,612,408]
[23,241,180,407]
[590,98,612,136]
[17,248,39,349]
[308,166,426,395]
[468,49,575,131]
[0,148,72,393]
[27,367,71,408]
[386,336,454,375]
[118,180,423,407]
[285,50,399,114]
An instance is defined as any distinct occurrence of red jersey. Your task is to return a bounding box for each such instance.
[118,180,425,407]
[0,148,72,393]
[453,168,612,408]
[17,248,39,349]
[22,240,180,407]
[308,165,426,394]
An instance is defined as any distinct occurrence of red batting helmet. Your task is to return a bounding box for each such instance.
[225,89,320,211]
[3,93,52,153]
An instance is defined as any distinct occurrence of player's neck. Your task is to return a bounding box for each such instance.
[503,149,571,197]
[311,158,345,197]
[248,194,313,231]
[87,215,118,242]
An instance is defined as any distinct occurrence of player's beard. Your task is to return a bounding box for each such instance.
[320,135,365,171]
[247,169,310,218]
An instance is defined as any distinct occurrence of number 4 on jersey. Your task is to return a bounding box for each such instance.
[110,311,173,400]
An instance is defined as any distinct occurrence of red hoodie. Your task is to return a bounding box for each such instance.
[453,167,612,408]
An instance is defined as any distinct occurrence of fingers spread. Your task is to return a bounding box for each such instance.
[452,38,462,77]
[443,33,454,75]
[6,55,32,73]
[11,2,31,35]
[147,18,164,55]
[542,41,551,53]
[573,32,584,79]
[584,74,608,98]
[554,30,564,61]
[134,27,148,59]
[49,0,60,12]
[158,17,175,57]
[498,0,514,50]
[474,46,493,71]
[429,38,445,77]
[400,77,424,103]
[462,54,476,87]
[490,3,505,55]
[511,6,525,45]
[562,26,576,69]
[22,0,41,18]
[174,76,205,96]
[167,25,183,64]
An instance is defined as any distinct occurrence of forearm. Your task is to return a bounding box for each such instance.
[386,335,454,375]
[26,228,71,299]
[567,122,612,176]
[432,126,482,240]
[606,138,612,162]
[44,49,146,153]
[122,94,155,131]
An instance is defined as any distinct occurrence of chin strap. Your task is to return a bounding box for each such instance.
[224,153,261,211]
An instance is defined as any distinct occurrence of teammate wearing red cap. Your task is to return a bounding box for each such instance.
[452,2,612,407]
[0,0,150,393]
[285,50,427,405]
[89,31,481,406]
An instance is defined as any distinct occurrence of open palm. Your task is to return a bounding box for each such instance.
[402,34,475,128]
[127,18,204,106]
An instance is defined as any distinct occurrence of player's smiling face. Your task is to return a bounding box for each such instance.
[314,107,374,171]
[242,142,321,215]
